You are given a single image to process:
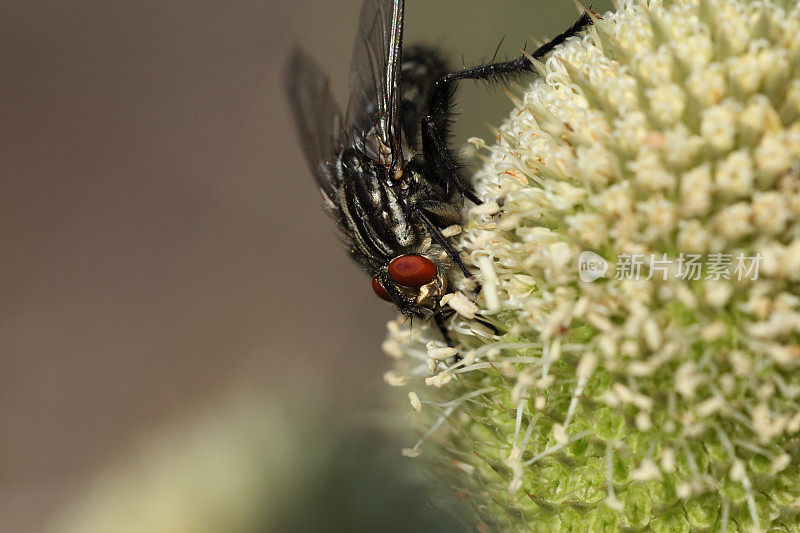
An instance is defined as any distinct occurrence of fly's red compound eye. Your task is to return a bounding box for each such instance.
[388,255,437,287]
[371,276,393,302]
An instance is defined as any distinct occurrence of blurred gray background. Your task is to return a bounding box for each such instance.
[1,1,610,530]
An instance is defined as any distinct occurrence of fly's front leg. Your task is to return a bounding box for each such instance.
[421,117,482,205]
[421,11,594,203]
[433,311,454,347]
[411,200,472,278]
[434,11,594,92]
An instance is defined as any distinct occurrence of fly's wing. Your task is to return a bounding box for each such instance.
[345,0,404,173]
[285,48,344,209]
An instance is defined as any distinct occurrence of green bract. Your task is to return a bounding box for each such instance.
[386,0,800,530]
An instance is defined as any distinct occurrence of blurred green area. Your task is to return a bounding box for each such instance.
[50,396,470,533]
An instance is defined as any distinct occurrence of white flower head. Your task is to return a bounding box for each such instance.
[387,1,800,530]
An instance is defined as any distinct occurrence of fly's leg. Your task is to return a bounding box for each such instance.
[421,118,482,205]
[421,11,594,201]
[433,311,453,347]
[430,11,594,103]
[411,200,472,278]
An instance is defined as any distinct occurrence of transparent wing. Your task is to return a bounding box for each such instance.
[285,47,344,206]
[345,0,404,171]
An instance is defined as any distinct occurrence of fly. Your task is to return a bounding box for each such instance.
[285,0,593,343]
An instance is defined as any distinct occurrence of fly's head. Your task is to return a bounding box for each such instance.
[370,248,451,318]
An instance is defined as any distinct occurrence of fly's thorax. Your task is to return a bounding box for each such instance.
[336,148,418,263]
